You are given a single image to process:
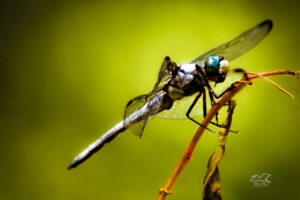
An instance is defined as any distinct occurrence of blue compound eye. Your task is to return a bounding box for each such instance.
[205,56,220,74]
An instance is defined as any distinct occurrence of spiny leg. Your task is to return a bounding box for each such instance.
[210,78,248,132]
[206,88,238,133]
[205,89,221,128]
[208,84,233,100]
[199,67,240,131]
[208,80,250,126]
[202,88,207,118]
[207,89,220,124]
[209,103,238,133]
[215,112,219,124]
[202,89,223,130]
[186,91,213,132]
[200,69,248,132]
[211,78,252,100]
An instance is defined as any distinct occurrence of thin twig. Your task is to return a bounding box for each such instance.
[157,69,297,200]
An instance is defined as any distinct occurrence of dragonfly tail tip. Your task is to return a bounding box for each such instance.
[67,161,77,170]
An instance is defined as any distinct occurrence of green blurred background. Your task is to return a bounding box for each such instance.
[1,0,300,199]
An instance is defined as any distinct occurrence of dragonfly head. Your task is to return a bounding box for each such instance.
[204,56,229,83]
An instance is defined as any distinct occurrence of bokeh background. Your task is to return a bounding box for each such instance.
[1,0,300,199]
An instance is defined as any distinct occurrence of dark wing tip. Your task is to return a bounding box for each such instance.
[165,56,170,61]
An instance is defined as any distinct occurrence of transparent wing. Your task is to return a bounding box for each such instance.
[153,56,171,89]
[124,95,150,137]
[124,57,175,136]
[156,71,243,119]
[191,20,273,65]
[138,20,272,120]
[157,92,204,119]
[124,90,167,136]
[128,117,151,137]
[153,56,178,91]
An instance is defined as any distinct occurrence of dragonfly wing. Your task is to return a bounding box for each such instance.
[153,56,178,91]
[157,92,204,119]
[191,20,273,65]
[145,20,271,120]
[124,94,150,137]
[128,117,150,137]
[153,56,171,89]
[124,90,166,137]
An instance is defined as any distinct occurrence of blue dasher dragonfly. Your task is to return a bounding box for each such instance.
[68,20,273,169]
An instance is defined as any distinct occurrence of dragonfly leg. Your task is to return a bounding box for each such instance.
[209,118,238,133]
[215,112,219,124]
[205,89,237,133]
[202,88,222,127]
[210,100,238,133]
[205,90,221,127]
[211,78,253,100]
[233,68,253,84]
[202,89,207,117]
[194,89,235,133]
[203,90,219,126]
[208,90,216,105]
[210,83,237,99]
[186,91,213,132]
[203,89,220,128]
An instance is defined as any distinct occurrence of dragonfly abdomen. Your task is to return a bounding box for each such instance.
[68,90,168,169]
[68,121,126,169]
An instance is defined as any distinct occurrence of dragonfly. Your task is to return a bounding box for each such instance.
[68,20,273,169]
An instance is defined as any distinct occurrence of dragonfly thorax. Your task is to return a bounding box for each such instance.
[177,64,197,85]
[167,63,202,100]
